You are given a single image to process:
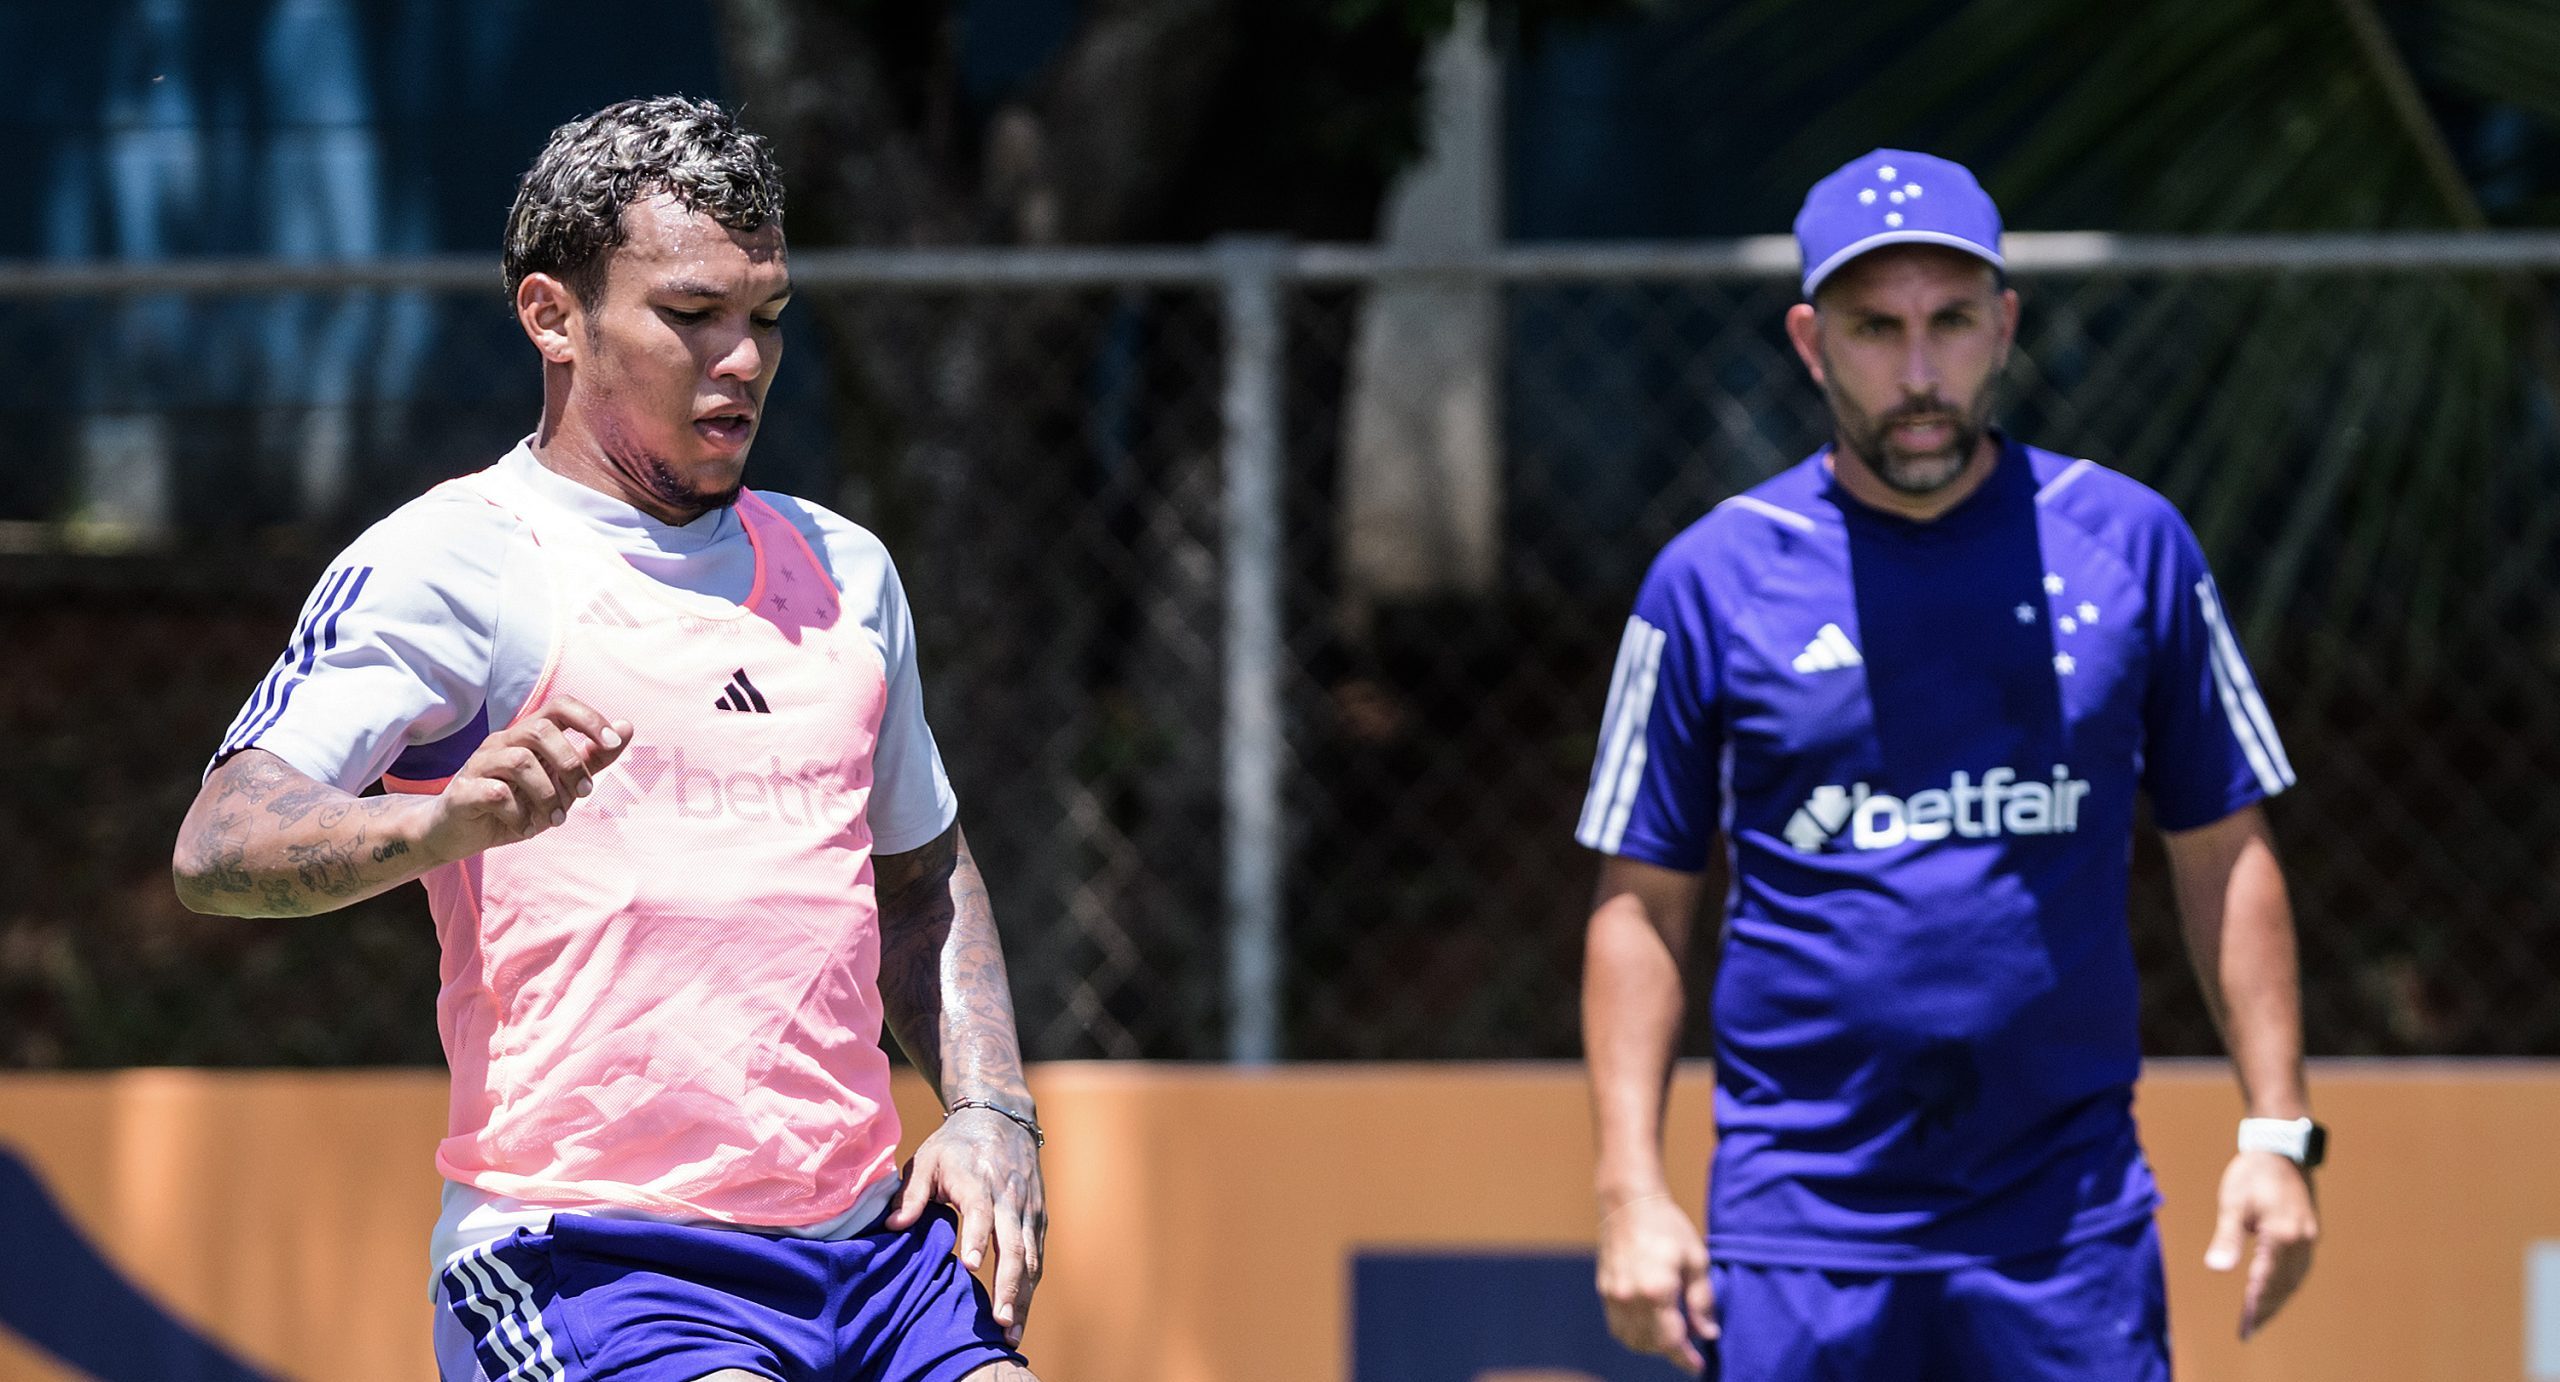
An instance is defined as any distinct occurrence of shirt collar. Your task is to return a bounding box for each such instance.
[500,439,740,554]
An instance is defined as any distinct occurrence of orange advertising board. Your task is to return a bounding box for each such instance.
[0,1061,2552,1381]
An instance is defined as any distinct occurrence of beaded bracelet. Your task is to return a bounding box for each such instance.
[948,1098,1046,1147]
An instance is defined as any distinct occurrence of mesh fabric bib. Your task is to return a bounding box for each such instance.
[391,467,899,1225]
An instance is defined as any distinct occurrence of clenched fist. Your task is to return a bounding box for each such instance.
[421,696,634,864]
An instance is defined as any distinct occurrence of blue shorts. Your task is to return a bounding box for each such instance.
[1704,1218,2170,1382]
[435,1208,1023,1382]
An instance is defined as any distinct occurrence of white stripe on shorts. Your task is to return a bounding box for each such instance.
[442,1243,564,1382]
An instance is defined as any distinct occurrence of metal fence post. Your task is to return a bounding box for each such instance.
[1216,235,1289,1064]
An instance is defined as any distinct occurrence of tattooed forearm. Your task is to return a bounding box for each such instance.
[875,829,955,1087]
[875,824,1034,1107]
[262,779,345,829]
[189,808,258,896]
[285,835,368,897]
[173,749,433,918]
[212,752,290,803]
[939,852,1032,1106]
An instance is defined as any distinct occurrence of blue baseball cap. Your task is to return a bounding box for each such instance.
[1794,149,2003,297]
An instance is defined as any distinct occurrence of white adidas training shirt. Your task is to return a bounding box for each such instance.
[211,442,958,1301]
[214,440,958,859]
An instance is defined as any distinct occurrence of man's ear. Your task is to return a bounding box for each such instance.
[517,273,581,365]
[1784,301,1825,387]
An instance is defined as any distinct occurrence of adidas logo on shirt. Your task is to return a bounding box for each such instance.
[714,669,772,714]
[1791,623,1864,674]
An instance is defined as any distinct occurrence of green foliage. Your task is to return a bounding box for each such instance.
[2431,0,2560,125]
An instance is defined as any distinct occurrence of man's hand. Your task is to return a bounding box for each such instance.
[2204,1150,2318,1339]
[420,697,633,863]
[873,824,1044,1345]
[1597,1192,1714,1374]
[887,1109,1047,1347]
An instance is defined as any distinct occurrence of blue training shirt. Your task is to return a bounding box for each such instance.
[1578,436,2293,1270]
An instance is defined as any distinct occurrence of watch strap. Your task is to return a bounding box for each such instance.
[2237,1116,2325,1168]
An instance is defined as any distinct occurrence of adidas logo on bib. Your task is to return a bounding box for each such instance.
[714,669,772,713]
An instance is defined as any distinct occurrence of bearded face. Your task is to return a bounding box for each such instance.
[1789,245,2016,504]
[1818,356,2000,497]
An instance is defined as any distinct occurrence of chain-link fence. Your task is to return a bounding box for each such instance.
[5,236,2557,1067]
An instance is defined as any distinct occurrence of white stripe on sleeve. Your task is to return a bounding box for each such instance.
[2194,577,2295,793]
[1578,616,1668,852]
[2034,457,2097,505]
[1718,494,1818,533]
[2199,576,2295,785]
[1597,629,1667,852]
[1576,617,1648,843]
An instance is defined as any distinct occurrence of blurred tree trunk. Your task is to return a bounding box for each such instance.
[714,0,1243,1055]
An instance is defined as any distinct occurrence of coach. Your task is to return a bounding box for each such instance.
[1577,150,2321,1379]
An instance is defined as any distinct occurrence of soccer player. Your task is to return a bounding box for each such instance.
[1578,150,2322,1379]
[172,97,1044,1382]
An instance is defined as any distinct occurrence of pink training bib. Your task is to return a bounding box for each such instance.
[388,467,900,1225]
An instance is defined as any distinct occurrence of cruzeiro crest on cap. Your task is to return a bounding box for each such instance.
[1795,148,2004,296]
[1858,165,1926,227]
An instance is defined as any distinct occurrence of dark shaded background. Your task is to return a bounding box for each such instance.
[4,0,2557,1066]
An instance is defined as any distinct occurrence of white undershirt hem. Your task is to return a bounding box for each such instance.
[427,1174,901,1296]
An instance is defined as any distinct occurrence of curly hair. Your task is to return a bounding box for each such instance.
[503,95,785,306]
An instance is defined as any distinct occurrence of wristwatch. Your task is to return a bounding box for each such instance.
[2237,1117,2327,1169]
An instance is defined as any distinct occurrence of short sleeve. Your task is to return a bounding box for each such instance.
[2140,517,2295,830]
[1575,552,1723,871]
[770,499,960,856]
[208,497,508,794]
[856,549,960,856]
